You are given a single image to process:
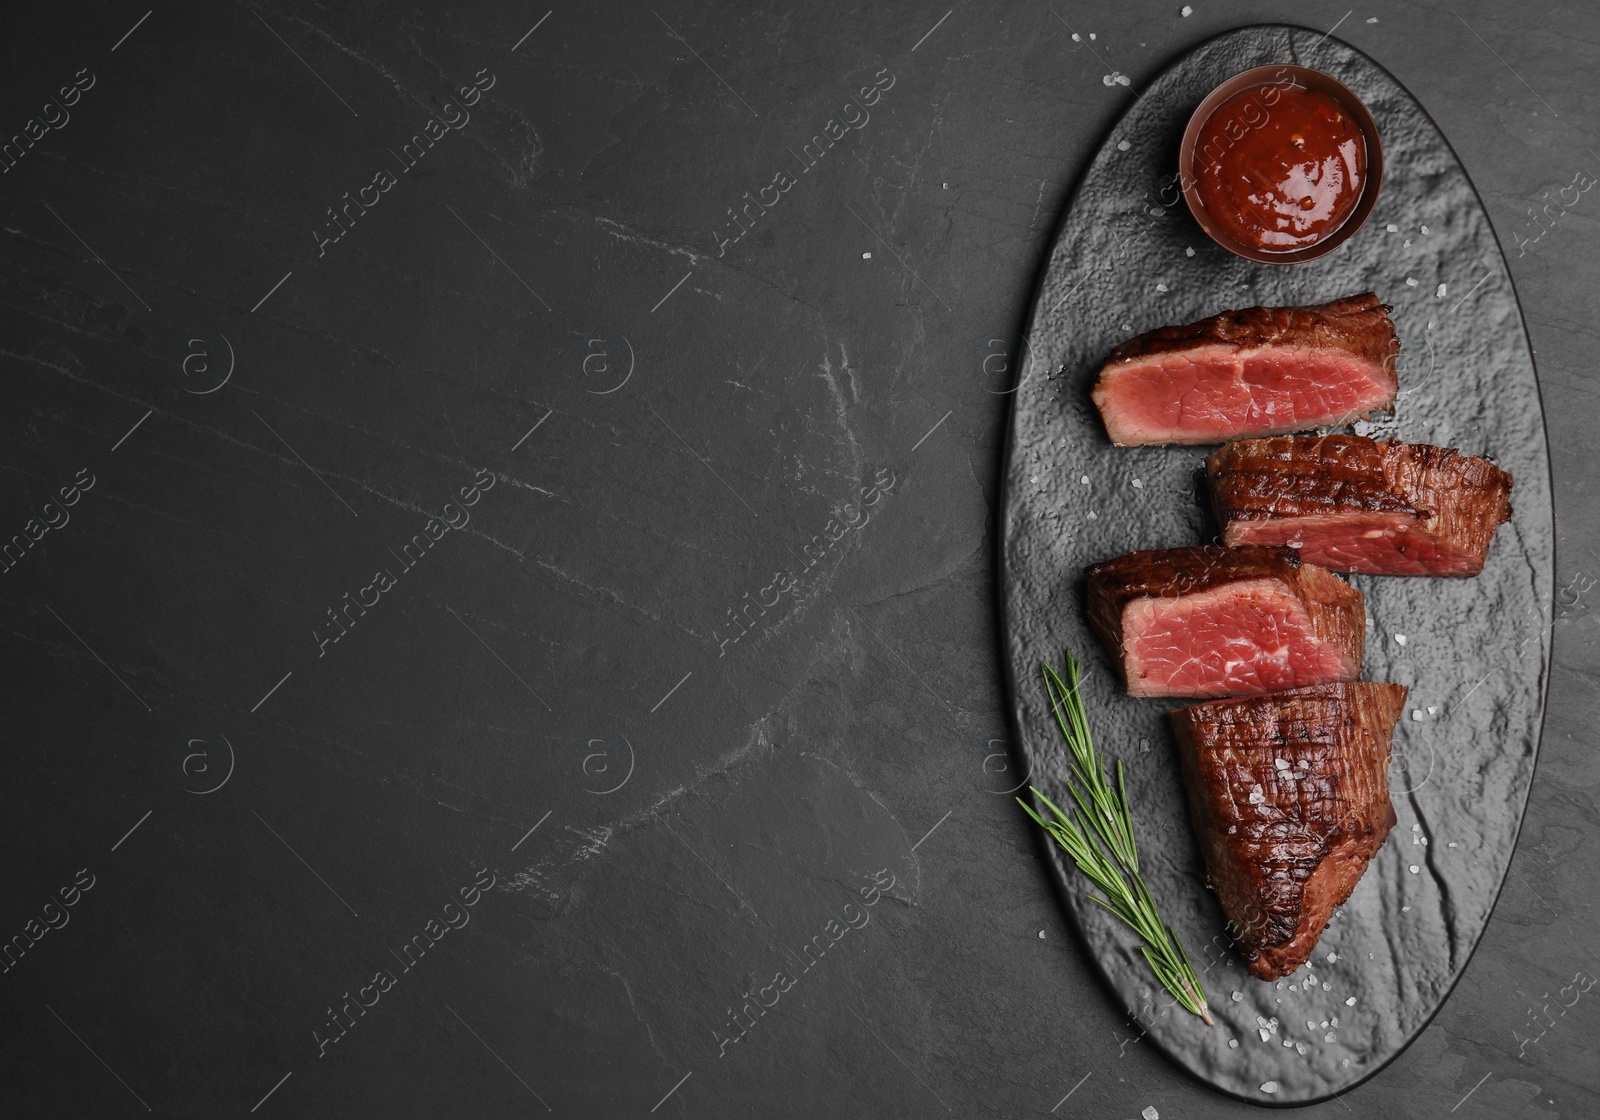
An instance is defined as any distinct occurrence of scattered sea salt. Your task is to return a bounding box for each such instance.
[1080,474,1090,485]
[1142,1108,1160,1120]
[1089,33,1096,40]
[1185,246,1196,256]
[1132,478,1144,488]
[1409,865,1420,874]
[1404,239,1412,247]
[1296,1043,1309,1055]
[1394,633,1408,646]
[1342,1058,1351,1068]
[1411,710,1423,721]
[1072,32,1081,41]
[1326,1031,1338,1042]
[1117,139,1131,150]
[1261,1082,1279,1094]
[1039,930,1046,939]
[1156,283,1167,291]
[1436,284,1448,298]
[1420,225,1429,234]
[1228,1038,1239,1049]
[1232,991,1243,1002]
[1427,706,1437,715]
[1323,982,1332,991]
[1275,758,1291,770]
[1406,277,1419,287]
[1086,511,1097,520]
[1182,5,1193,16]
[862,252,872,259]
[1327,952,1337,963]
[1259,1028,1272,1042]
[1249,787,1265,804]
[1346,997,1357,1006]
[1386,223,1398,232]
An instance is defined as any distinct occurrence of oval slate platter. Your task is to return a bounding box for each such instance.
[999,25,1553,1106]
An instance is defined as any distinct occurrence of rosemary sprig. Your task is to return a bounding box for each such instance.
[1019,650,1213,1026]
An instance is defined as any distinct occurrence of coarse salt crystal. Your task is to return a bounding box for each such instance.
[1261,1082,1279,1094]
[1142,1108,1160,1120]
[1406,277,1419,287]
[1436,283,1448,298]
[1394,633,1408,646]
[1182,5,1193,15]
[1386,223,1398,232]
[1185,246,1195,256]
[1346,997,1357,1006]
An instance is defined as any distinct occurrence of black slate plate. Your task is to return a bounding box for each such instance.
[999,25,1553,1106]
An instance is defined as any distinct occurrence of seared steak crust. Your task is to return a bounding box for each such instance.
[1103,292,1399,370]
[1206,435,1514,576]
[1169,682,1407,980]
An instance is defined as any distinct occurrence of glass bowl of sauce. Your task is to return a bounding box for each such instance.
[1180,65,1382,264]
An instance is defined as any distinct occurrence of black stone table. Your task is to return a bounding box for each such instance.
[2,2,1595,1117]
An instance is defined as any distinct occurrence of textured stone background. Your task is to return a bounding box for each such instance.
[0,2,1594,1117]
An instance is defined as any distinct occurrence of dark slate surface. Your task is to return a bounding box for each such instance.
[0,2,1594,1117]
[1001,24,1552,1105]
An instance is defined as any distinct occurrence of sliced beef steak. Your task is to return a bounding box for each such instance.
[1207,435,1514,576]
[1086,546,1364,699]
[1091,293,1399,446]
[1169,681,1406,980]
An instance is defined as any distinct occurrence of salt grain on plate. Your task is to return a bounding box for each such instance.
[1411,710,1423,721]
[1080,475,1090,485]
[1261,1082,1279,1094]
[1386,223,1398,232]
[1326,1031,1338,1042]
[1156,283,1168,291]
[862,252,872,259]
[1436,283,1448,298]
[1072,32,1081,41]
[1323,982,1332,991]
[1089,33,1096,40]
[1142,1108,1160,1120]
[1327,952,1337,962]
[1409,864,1420,873]
[1420,225,1429,234]
[1394,633,1408,646]
[1232,991,1243,1002]
[1346,997,1357,1006]
[1132,478,1144,488]
[1182,5,1193,15]
[1185,246,1196,256]
[1228,1038,1239,1048]
[1406,277,1419,287]
[1258,1028,1271,1042]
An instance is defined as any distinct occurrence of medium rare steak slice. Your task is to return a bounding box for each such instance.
[1207,435,1514,576]
[1091,293,1399,446]
[1169,681,1406,981]
[1086,546,1364,699]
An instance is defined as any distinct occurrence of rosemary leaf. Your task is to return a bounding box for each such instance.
[1020,649,1213,1026]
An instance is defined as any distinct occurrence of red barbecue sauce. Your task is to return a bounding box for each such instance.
[1193,83,1366,252]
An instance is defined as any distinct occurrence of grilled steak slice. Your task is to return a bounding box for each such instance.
[1169,682,1406,980]
[1207,435,1514,576]
[1091,293,1399,446]
[1086,546,1364,699]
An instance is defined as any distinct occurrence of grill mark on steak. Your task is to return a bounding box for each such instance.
[1206,435,1514,576]
[1103,292,1399,367]
[1169,681,1407,980]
